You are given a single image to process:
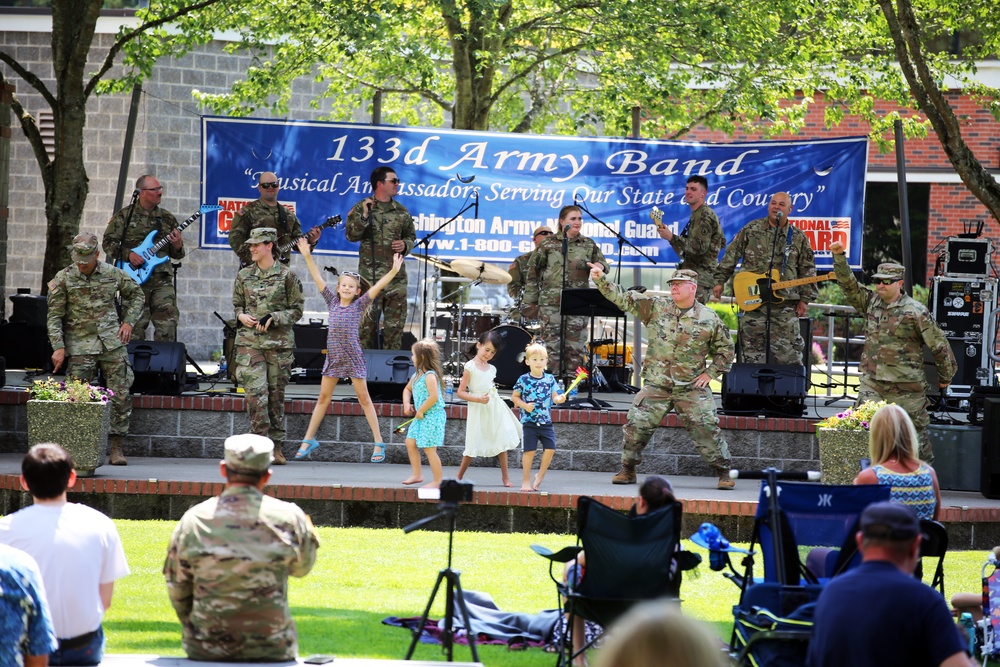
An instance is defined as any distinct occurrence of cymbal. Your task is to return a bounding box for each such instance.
[411,252,452,272]
[449,258,512,285]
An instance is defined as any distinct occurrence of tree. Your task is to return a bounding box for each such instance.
[0,0,228,289]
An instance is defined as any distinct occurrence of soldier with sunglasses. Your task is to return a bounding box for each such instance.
[830,242,956,463]
[229,172,321,267]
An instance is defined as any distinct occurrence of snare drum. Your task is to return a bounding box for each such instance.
[490,325,531,388]
[461,314,501,338]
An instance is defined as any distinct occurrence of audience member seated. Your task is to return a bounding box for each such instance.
[0,543,58,667]
[806,502,974,667]
[0,443,130,666]
[163,434,320,662]
[854,404,941,520]
[593,600,728,667]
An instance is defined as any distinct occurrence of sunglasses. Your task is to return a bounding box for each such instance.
[383,178,401,185]
[875,278,898,285]
[259,182,279,189]
[342,271,361,278]
[534,230,553,238]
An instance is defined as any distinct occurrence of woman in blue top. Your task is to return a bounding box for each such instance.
[854,404,941,520]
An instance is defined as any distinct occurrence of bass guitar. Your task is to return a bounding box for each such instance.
[117,205,224,284]
[733,270,836,312]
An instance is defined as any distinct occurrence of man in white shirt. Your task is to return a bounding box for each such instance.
[0,443,130,665]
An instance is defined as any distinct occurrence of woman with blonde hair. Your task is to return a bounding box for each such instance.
[594,601,727,667]
[853,403,941,520]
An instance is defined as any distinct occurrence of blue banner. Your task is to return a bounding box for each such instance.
[201,118,867,269]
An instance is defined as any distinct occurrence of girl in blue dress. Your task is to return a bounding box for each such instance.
[402,338,446,488]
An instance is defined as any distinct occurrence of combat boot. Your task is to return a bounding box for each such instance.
[611,463,637,484]
[717,464,735,490]
[108,434,128,466]
[272,442,287,465]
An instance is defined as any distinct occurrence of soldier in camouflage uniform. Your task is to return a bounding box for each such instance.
[345,166,416,350]
[658,175,726,304]
[228,172,321,266]
[232,228,305,465]
[507,225,553,319]
[714,192,817,366]
[831,243,956,462]
[592,266,737,489]
[524,206,608,381]
[47,233,144,466]
[102,175,184,341]
[164,433,320,662]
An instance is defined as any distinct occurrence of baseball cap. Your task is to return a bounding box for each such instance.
[860,501,920,541]
[71,233,99,263]
[244,227,278,245]
[223,433,275,473]
[669,269,698,284]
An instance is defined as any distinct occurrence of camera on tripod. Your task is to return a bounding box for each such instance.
[439,479,473,504]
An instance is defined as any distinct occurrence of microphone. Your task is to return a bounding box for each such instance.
[775,210,784,222]
[132,189,141,198]
[323,266,339,276]
[473,189,479,220]
[456,173,475,183]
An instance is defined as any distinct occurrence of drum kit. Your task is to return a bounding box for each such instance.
[413,253,538,386]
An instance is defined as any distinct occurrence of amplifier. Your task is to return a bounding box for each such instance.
[930,276,997,394]
[721,364,807,416]
[944,238,992,277]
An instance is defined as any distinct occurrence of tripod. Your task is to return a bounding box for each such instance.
[823,310,858,405]
[404,502,479,663]
[559,288,623,409]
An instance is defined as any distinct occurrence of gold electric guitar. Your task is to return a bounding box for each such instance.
[733,270,836,311]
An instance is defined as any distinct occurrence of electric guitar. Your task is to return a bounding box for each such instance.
[733,270,836,311]
[650,206,666,229]
[117,205,224,284]
[276,215,341,257]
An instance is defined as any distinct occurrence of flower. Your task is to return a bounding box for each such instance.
[27,378,113,404]
[817,400,888,431]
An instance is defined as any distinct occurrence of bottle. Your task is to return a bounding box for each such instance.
[445,376,455,403]
[557,378,565,398]
[569,381,579,401]
[218,355,227,375]
[959,612,976,657]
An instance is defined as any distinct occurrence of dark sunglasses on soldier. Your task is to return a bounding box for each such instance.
[875,278,897,285]
[259,182,279,189]
[535,230,553,238]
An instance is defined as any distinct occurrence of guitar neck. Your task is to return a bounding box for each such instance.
[772,272,836,290]
[149,212,200,254]
[278,216,341,254]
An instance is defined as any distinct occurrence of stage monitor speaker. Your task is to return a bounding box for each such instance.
[365,349,415,401]
[981,397,1000,498]
[0,322,52,370]
[8,294,47,327]
[293,323,327,379]
[128,341,187,395]
[722,363,807,416]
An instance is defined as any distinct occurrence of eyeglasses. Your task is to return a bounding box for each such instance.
[259,182,279,189]
[383,178,401,185]
[534,231,553,238]
[141,186,164,192]
[875,278,898,285]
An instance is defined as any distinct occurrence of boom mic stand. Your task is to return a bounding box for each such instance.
[575,200,657,392]
[415,192,477,339]
[403,500,479,663]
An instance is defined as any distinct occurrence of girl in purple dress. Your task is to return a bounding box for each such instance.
[293,238,404,462]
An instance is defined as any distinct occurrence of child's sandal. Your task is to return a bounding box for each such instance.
[371,443,386,463]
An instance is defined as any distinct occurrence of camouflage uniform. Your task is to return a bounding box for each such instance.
[596,273,735,474]
[164,434,320,662]
[507,249,537,321]
[233,251,304,452]
[524,233,608,378]
[229,199,306,266]
[345,197,416,350]
[833,255,957,462]
[47,261,144,435]
[668,204,726,304]
[716,218,817,366]
[103,204,184,341]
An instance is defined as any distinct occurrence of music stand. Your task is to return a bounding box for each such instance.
[560,288,623,409]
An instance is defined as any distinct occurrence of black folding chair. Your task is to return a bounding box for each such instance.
[531,496,699,667]
[919,519,948,596]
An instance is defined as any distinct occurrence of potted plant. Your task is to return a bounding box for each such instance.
[26,378,113,477]
[815,400,887,485]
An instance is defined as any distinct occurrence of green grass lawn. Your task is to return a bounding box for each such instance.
[107,520,990,665]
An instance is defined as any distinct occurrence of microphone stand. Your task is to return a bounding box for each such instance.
[575,200,657,392]
[414,193,477,340]
[762,214,783,366]
[113,189,141,320]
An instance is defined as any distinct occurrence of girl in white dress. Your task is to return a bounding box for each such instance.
[456,330,523,486]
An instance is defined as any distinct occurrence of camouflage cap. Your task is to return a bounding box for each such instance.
[71,233,99,263]
[244,227,278,245]
[668,269,698,284]
[872,262,905,281]
[224,433,274,473]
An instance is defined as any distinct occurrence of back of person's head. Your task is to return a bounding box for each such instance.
[639,476,676,512]
[859,501,921,559]
[21,443,74,499]
[595,601,727,667]
[868,404,919,465]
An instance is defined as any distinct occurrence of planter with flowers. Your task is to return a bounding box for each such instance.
[26,379,112,477]
[816,400,887,485]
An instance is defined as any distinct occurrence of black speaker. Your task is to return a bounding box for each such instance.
[0,322,52,370]
[292,323,327,378]
[8,294,47,327]
[128,341,187,395]
[365,349,415,401]
[981,397,1000,498]
[721,363,807,416]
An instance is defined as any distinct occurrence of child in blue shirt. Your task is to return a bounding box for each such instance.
[511,343,567,491]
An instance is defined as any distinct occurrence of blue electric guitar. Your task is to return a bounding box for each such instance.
[117,205,224,284]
